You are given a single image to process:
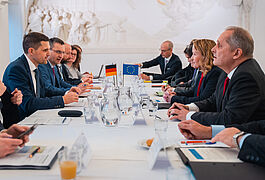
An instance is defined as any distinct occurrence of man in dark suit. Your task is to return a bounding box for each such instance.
[3,32,80,121]
[178,119,265,167]
[38,38,73,96]
[138,41,182,80]
[168,26,265,126]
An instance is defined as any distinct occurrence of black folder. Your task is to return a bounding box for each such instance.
[176,148,265,180]
[158,102,171,109]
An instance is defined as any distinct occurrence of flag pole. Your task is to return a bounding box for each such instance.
[123,63,125,86]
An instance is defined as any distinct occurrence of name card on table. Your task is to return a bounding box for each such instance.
[71,132,92,173]
[133,104,147,125]
[147,138,172,170]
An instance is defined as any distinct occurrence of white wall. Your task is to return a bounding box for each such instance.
[8,0,25,61]
[0,4,10,79]
[2,0,265,76]
[79,0,265,74]
[252,0,265,71]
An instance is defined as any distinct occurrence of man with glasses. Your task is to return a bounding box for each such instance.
[138,40,182,80]
[38,38,75,96]
[3,32,80,121]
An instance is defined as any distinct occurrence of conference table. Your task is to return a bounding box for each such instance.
[0,82,195,180]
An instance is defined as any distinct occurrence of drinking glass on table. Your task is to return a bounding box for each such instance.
[58,148,79,180]
[84,107,96,124]
[148,100,158,117]
[154,116,168,148]
[140,95,150,109]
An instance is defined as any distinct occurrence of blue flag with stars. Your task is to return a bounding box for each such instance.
[123,64,139,75]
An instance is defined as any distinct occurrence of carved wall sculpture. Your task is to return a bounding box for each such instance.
[24,0,253,53]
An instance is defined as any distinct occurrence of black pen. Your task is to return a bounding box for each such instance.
[62,117,67,124]
[29,147,40,158]
[155,115,162,119]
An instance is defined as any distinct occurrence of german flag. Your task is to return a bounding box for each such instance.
[105,64,117,76]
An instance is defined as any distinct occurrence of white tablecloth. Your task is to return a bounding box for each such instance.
[1,84,196,180]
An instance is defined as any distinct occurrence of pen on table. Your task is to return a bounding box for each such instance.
[29,147,40,158]
[181,140,207,144]
[155,115,162,119]
[62,117,67,124]
[181,140,216,144]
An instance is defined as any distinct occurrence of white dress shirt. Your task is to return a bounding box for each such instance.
[149,54,172,80]
[24,54,38,95]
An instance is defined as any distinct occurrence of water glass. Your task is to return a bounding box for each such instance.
[154,116,168,147]
[140,96,150,109]
[148,100,158,117]
[84,107,96,124]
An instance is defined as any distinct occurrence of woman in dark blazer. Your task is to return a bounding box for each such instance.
[166,39,222,104]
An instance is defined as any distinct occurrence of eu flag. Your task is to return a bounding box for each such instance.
[123,64,139,75]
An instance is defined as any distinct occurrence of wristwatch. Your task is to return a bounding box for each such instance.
[233,131,245,148]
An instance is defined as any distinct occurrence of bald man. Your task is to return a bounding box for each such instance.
[139,41,182,81]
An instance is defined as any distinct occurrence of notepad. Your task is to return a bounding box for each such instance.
[0,145,63,169]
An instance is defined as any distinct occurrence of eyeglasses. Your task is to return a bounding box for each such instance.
[159,48,171,53]
[51,49,65,55]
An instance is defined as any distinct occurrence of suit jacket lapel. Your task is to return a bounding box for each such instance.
[21,55,35,94]
[159,57,165,74]
[54,66,61,88]
[49,65,56,86]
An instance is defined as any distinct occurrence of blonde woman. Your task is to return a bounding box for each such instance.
[167,39,222,104]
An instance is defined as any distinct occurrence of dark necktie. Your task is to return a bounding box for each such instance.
[164,59,169,74]
[197,72,204,97]
[52,67,55,78]
[34,69,40,98]
[223,77,230,96]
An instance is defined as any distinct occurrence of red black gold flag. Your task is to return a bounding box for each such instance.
[105,64,117,76]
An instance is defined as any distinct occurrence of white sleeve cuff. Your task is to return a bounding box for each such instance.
[64,90,69,95]
[186,111,196,120]
[187,103,199,112]
[211,125,225,137]
[239,133,252,149]
[150,75,153,81]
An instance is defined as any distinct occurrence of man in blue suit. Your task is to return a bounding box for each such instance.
[38,38,73,96]
[3,32,79,121]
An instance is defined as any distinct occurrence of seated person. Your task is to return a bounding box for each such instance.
[62,45,92,86]
[164,39,222,105]
[39,38,91,96]
[3,32,80,121]
[170,40,195,87]
[138,40,182,81]
[39,38,72,96]
[167,26,265,126]
[178,119,265,167]
[0,81,22,128]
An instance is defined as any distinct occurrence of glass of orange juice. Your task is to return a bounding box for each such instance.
[58,149,78,180]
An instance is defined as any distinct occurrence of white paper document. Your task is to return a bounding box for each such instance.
[19,117,71,125]
[0,145,63,169]
[180,148,243,163]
